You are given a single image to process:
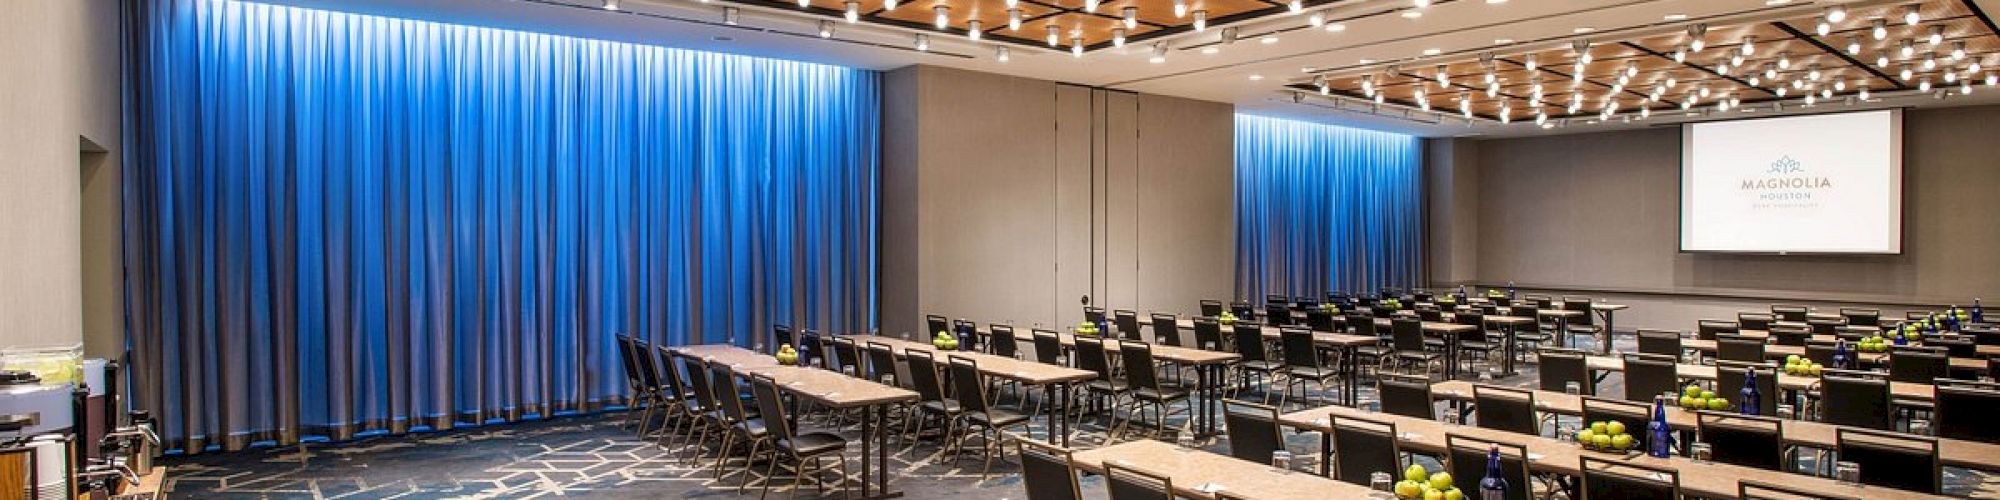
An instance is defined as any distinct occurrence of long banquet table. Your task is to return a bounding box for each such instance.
[845,334,1098,446]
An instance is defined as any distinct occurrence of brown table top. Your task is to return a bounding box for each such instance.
[670,345,917,408]
[987,329,1241,365]
[1068,439,1373,500]
[1681,338,1986,371]
[847,334,1098,385]
[1161,318,1381,347]
[1278,405,1949,500]
[1584,355,1937,401]
[1429,380,2000,471]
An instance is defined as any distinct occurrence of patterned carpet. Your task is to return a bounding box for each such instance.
[161,337,2000,499]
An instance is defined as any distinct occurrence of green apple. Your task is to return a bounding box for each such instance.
[1590,421,1607,435]
[1396,480,1423,499]
[1443,488,1464,500]
[1786,355,1801,365]
[1424,488,1445,500]
[1429,472,1454,491]
[1406,464,1428,482]
[1684,384,1703,397]
[1679,395,1698,408]
[1577,429,1594,444]
[1592,434,1611,449]
[1611,433,1635,450]
[1605,421,1626,436]
[1699,390,1716,400]
[1808,364,1823,376]
[1707,397,1729,410]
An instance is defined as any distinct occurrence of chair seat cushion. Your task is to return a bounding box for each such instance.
[1284,366,1337,380]
[1086,379,1130,394]
[1459,341,1494,350]
[781,432,849,456]
[970,409,1032,428]
[1133,387,1189,402]
[733,418,769,437]
[1395,350,1438,360]
[1238,360,1283,372]
[922,400,963,415]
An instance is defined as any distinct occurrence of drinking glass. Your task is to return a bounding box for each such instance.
[1564,381,1581,395]
[1437,410,1455,426]
[1271,451,1295,472]
[1557,425,1576,444]
[1910,419,1932,436]
[1776,404,1795,421]
[1690,442,1712,462]
[1177,432,1197,450]
[1370,472,1393,492]
[1836,461,1861,485]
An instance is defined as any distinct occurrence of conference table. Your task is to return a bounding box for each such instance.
[979,328,1241,436]
[1576,355,1940,412]
[1428,380,2000,472]
[1141,317,1383,406]
[1439,312,1538,375]
[843,334,1097,446]
[1068,439,1376,500]
[670,344,918,499]
[1278,404,1951,499]
[1678,336,1989,373]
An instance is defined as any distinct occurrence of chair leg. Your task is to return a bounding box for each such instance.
[738,438,765,493]
[980,427,998,481]
[758,453,783,500]
[713,432,737,479]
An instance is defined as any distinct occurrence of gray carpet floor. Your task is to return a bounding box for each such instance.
[159,336,2000,499]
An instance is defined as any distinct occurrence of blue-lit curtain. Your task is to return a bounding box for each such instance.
[1235,114,1422,300]
[122,0,879,453]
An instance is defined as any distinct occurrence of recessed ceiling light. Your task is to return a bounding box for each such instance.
[1325,23,1346,32]
[1663,13,1686,21]
[1400,10,1422,19]
[1423,48,1442,55]
[1573,27,1595,34]
[1765,0,1791,5]
[1261,35,1280,44]
[1202,47,1219,54]
[1494,38,1514,45]
[1485,0,1506,3]
[1249,74,1264,80]
[1359,58,1375,64]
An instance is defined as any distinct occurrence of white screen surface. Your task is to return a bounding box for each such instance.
[1680,110,1903,254]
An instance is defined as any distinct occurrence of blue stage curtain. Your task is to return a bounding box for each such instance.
[1234,114,1423,301]
[121,0,879,453]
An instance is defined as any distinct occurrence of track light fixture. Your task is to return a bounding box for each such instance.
[996,46,1010,62]
[844,1,859,22]
[722,6,740,25]
[1846,36,1861,55]
[1688,24,1707,52]
[1149,43,1168,63]
[1904,4,1921,26]
[1111,28,1125,46]
[1008,9,1022,30]
[602,0,619,10]
[818,20,835,38]
[1123,7,1139,29]
[1193,10,1208,31]
[914,33,929,51]
[933,5,949,29]
[1827,5,1847,23]
[1046,25,1059,46]
[1873,19,1889,40]
[1173,0,1188,18]
[967,20,982,40]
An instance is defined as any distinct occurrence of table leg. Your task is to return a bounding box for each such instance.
[1502,324,1519,376]
[1043,384,1059,445]
[860,404,873,498]
[1600,310,1617,355]
[1319,432,1333,477]
[1343,346,1359,407]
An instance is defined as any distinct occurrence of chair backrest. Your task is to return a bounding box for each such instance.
[1472,384,1538,435]
[615,336,644,391]
[1119,341,1164,391]
[1230,301,1256,320]
[1696,320,1739,341]
[1222,399,1284,464]
[1836,427,1942,494]
[1840,308,1880,327]
[1738,480,1860,500]
[748,374,794,443]
[800,329,824,366]
[1804,340,1839,366]
[681,352,719,412]
[1715,360,1778,416]
[1445,434,1533,500]
[1821,369,1892,430]
[904,349,948,404]
[1936,381,2000,444]
[833,336,862,374]
[773,325,795,351]
[1330,414,1402,485]
[1199,300,1225,317]
[1032,329,1064,365]
[954,319,982,352]
[1580,456,1680,500]
[1348,313,1379,338]
[1696,411,1784,471]
[1103,462,1174,500]
[1074,336,1114,381]
[1768,325,1812,346]
[1715,333,1766,363]
[1232,323,1267,361]
[1264,303,1293,326]
[1016,439,1083,500]
[1580,397,1650,445]
[709,362,751,423]
[1193,317,1223,351]
[947,356,991,413]
[1889,349,1949,384]
[1807,319,1844,336]
[1083,307,1106,325]
[1562,297,1594,326]
[864,341,901,385]
[1537,348,1592,396]
[656,346,692,400]
[1620,353,1679,403]
[1280,328,1321,371]
[1770,304,1810,322]
[990,324,1019,357]
[926,314,950,336]
[1525,294,1553,309]
[1417,308,1444,322]
[1306,309,1336,332]
[1634,330,1683,361]
[1146,314,1181,347]
[1929,335,1976,358]
[1114,310,1141,340]
[1377,374,1435,420]
[1737,313,1774,331]
[1391,317,1425,353]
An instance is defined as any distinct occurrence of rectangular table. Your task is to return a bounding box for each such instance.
[995,329,1241,436]
[845,334,1097,446]
[1580,355,1938,403]
[1278,404,1951,499]
[1429,380,2000,472]
[1069,439,1376,500]
[1149,317,1383,406]
[1681,337,1987,372]
[672,344,918,499]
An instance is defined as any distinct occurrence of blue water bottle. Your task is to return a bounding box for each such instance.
[1647,398,1673,458]
[1974,298,1985,324]
[1479,445,1508,500]
[1738,368,1761,416]
[1507,281,1518,300]
[1833,339,1850,370]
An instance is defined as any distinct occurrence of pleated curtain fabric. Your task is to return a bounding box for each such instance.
[1234,114,1423,300]
[122,0,879,453]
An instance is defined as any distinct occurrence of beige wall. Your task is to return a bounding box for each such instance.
[1,0,124,354]
[879,65,1234,337]
[1432,105,2000,331]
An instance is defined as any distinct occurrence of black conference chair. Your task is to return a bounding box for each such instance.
[927,314,951,338]
[1265,303,1293,327]
[772,325,795,352]
[1445,434,1533,500]
[1113,310,1142,341]
[1580,456,1680,500]
[1714,333,1766,363]
[1889,349,1949,384]
[1808,318,1845,336]
[863,341,901,386]
[831,336,862,377]
[706,364,770,489]
[1391,317,1440,375]
[1738,480,1859,500]
[1768,324,1812,347]
[1378,373,1435,420]
[1696,410,1786,471]
[1538,348,1592,396]
[1840,308,1880,327]
[1103,462,1173,500]
[1193,317,1224,352]
[1771,304,1810,323]
[1230,301,1256,321]
[1804,340,1840,367]
[1330,414,1404,486]
[900,349,961,445]
[1561,297,1603,349]
[1073,337,1129,429]
[1635,329,1683,361]
[1934,380,2000,444]
[989,324,1020,358]
[1306,309,1337,332]
[747,373,851,500]
[1696,320,1739,341]
[1738,313,1775,332]
[1580,397,1650,450]
[1222,399,1285,464]
[1820,369,1893,430]
[1016,439,1083,500]
[1032,329,1066,367]
[1508,304,1551,354]
[1150,313,1182,347]
[1278,327,1338,410]
[1622,353,1680,404]
[947,356,1032,479]
[1199,300,1225,318]
[1714,360,1778,417]
[1115,341,1190,442]
[1472,384,1538,435]
[1836,427,1942,494]
[1231,322,1282,402]
[1083,307,1107,326]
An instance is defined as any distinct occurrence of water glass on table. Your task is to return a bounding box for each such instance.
[1776,404,1795,420]
[1271,450,1294,472]
[1836,461,1861,485]
[1370,471,1394,498]
[1690,442,1712,462]
[1564,381,1581,395]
